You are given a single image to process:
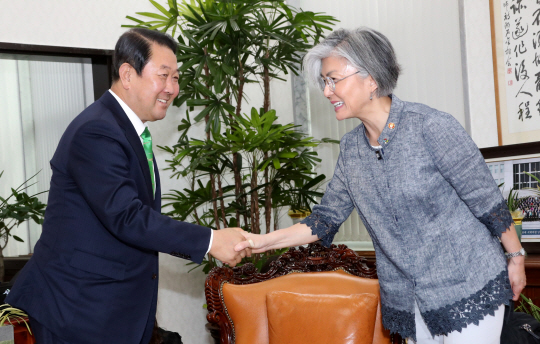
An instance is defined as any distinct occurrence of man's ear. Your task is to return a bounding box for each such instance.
[118,63,133,90]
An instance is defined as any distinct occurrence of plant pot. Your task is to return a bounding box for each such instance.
[511,210,524,242]
[0,324,14,344]
[287,209,311,225]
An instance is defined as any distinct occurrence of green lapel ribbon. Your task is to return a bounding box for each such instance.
[140,127,155,198]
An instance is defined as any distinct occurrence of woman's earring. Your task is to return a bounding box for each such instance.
[370,91,373,100]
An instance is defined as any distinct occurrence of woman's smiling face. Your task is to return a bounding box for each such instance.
[321,55,376,121]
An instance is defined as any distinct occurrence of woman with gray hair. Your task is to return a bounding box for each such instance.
[235,27,525,343]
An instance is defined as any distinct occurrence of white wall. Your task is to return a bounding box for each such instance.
[0,0,155,50]
[0,0,500,343]
[459,0,499,148]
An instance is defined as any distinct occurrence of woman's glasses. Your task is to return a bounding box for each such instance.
[318,71,361,92]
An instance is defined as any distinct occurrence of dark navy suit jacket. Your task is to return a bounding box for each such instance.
[7,91,211,344]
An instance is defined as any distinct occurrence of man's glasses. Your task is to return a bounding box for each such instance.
[318,71,361,92]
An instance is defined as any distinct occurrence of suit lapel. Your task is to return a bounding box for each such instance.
[99,92,154,201]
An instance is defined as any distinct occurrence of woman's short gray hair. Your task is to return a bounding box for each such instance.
[303,27,401,97]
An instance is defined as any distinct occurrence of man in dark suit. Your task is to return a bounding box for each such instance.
[6,28,249,344]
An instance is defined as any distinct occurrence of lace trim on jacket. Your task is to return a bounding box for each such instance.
[383,269,512,341]
[422,269,512,337]
[478,199,514,237]
[300,213,340,247]
[381,304,415,340]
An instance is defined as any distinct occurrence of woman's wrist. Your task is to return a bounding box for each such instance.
[505,247,526,259]
[509,255,525,265]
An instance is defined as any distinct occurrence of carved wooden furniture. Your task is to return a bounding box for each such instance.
[205,242,404,344]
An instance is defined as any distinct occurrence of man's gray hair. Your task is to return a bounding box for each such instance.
[303,27,401,97]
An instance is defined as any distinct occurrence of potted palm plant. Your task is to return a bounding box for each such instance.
[124,0,338,271]
[0,171,46,282]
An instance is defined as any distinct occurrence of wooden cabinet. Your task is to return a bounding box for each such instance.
[523,254,540,305]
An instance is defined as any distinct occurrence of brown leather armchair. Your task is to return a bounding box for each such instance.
[205,243,404,344]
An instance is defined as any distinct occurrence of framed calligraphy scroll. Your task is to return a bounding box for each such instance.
[491,0,540,145]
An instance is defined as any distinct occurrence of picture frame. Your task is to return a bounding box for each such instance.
[481,142,540,247]
[489,0,540,145]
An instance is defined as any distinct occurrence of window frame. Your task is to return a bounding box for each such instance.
[0,42,113,101]
[0,42,113,256]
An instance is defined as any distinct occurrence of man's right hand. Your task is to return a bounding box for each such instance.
[209,228,251,267]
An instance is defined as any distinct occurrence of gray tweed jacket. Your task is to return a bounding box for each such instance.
[302,94,513,340]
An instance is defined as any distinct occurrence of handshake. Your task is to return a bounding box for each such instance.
[208,228,265,267]
[207,224,315,266]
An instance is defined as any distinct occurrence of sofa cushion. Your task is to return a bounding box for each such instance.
[266,291,378,344]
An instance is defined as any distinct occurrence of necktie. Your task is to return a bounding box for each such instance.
[140,127,155,198]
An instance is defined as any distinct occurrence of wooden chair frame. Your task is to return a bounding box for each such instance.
[204,242,404,344]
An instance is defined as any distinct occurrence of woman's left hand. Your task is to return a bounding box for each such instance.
[508,256,526,301]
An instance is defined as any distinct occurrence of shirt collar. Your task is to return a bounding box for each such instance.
[108,89,147,137]
[377,94,404,147]
[361,94,404,150]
